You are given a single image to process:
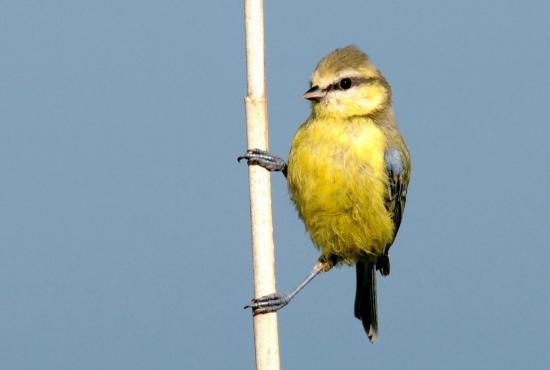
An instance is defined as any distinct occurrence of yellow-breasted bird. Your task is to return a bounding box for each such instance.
[239,45,410,343]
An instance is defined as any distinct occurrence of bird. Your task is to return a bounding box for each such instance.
[238,45,410,343]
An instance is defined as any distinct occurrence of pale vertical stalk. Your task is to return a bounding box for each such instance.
[243,1,281,370]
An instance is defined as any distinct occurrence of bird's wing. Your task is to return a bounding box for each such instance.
[384,147,409,241]
[377,147,408,276]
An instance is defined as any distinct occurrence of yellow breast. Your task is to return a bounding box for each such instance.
[287,116,395,264]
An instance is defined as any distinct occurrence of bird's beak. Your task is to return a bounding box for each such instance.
[303,86,326,102]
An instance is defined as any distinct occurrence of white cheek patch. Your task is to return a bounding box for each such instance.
[324,91,354,113]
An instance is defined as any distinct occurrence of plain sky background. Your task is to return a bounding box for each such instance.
[1,1,548,369]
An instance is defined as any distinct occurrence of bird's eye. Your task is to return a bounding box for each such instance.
[339,78,352,90]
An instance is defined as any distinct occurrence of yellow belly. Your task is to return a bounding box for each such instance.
[287,116,395,264]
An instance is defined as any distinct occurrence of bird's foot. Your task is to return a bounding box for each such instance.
[244,293,290,315]
[237,149,287,173]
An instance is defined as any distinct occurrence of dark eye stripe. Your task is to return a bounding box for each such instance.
[327,77,378,92]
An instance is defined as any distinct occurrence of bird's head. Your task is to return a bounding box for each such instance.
[305,46,391,119]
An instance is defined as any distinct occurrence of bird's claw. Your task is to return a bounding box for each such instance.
[244,293,290,315]
[237,149,287,173]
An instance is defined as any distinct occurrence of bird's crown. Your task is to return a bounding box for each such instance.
[312,46,381,87]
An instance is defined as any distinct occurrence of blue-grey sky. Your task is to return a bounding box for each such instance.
[1,1,548,369]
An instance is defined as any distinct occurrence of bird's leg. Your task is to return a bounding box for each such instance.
[245,259,334,315]
[376,254,390,276]
[237,148,287,176]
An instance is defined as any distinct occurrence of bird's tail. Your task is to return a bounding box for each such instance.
[354,261,378,343]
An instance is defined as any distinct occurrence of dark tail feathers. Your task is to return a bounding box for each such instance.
[354,261,378,343]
